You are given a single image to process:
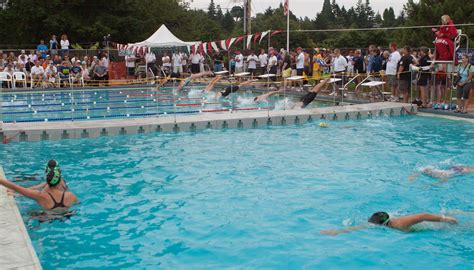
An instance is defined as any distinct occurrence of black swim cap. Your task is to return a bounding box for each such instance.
[368,212,390,225]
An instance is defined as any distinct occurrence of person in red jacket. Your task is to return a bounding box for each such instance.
[432,15,458,61]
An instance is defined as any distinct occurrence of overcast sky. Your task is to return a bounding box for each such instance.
[187,0,409,18]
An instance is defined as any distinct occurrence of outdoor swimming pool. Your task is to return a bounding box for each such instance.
[1,115,473,269]
[0,86,329,123]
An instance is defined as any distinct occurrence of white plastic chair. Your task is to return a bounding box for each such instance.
[12,72,27,88]
[69,74,84,87]
[0,72,13,88]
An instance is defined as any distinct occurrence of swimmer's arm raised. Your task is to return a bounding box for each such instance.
[390,213,457,230]
[0,178,43,201]
[320,225,367,236]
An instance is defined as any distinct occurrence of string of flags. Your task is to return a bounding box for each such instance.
[112,29,283,56]
[190,29,283,54]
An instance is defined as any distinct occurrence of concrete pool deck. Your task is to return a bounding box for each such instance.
[0,102,417,142]
[0,166,42,270]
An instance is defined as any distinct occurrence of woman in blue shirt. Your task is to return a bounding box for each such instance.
[455,54,473,114]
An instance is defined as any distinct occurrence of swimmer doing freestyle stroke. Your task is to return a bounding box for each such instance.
[321,211,458,236]
[408,165,474,181]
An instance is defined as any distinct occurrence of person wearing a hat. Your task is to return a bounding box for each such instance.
[235,50,244,75]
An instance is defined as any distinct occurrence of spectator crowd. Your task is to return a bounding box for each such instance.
[1,35,472,112]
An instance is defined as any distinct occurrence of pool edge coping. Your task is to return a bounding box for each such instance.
[417,112,474,123]
[0,102,418,142]
[0,166,42,270]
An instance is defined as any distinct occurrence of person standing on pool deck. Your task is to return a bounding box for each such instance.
[321,212,457,236]
[0,160,77,212]
[291,78,331,109]
[454,54,473,114]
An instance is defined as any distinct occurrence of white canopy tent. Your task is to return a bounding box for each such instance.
[128,24,194,48]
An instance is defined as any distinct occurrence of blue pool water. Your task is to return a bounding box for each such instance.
[0,86,329,123]
[1,116,474,269]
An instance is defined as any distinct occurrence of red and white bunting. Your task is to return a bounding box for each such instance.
[246,35,253,49]
[270,29,283,37]
[202,42,207,55]
[235,36,246,45]
[211,42,219,52]
[207,42,214,54]
[219,40,227,50]
[260,31,269,44]
[225,37,237,50]
[253,32,262,45]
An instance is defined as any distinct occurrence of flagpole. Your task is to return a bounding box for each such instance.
[286,0,289,52]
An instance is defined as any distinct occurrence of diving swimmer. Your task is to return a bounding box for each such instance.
[321,212,457,236]
[408,165,474,181]
[210,78,258,99]
[0,160,77,213]
[176,71,214,92]
[292,78,331,109]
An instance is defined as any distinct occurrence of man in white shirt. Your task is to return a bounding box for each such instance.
[246,51,258,77]
[31,61,45,87]
[234,50,244,74]
[258,49,268,75]
[295,47,306,88]
[190,52,201,74]
[385,42,401,101]
[145,51,158,76]
[330,49,348,95]
[172,52,183,76]
[28,50,38,63]
[17,50,27,64]
[45,64,58,88]
[296,47,305,76]
[267,49,278,81]
[161,52,171,75]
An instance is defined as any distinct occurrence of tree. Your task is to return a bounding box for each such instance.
[207,0,216,19]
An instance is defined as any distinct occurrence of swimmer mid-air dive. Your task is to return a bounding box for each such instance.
[176,71,214,92]
[408,165,474,181]
[292,78,331,109]
[0,160,77,217]
[321,212,458,236]
[202,76,259,99]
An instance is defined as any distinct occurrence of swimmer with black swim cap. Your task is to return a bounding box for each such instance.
[321,212,457,236]
[215,79,258,99]
[292,77,331,109]
[0,160,77,212]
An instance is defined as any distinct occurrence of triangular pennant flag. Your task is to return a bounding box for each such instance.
[198,43,205,55]
[253,32,262,45]
[235,36,246,45]
[226,38,237,50]
[219,40,227,50]
[207,42,214,54]
[246,35,253,49]
[211,42,219,52]
[191,45,196,54]
[270,29,283,37]
[260,31,269,44]
[202,42,207,55]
